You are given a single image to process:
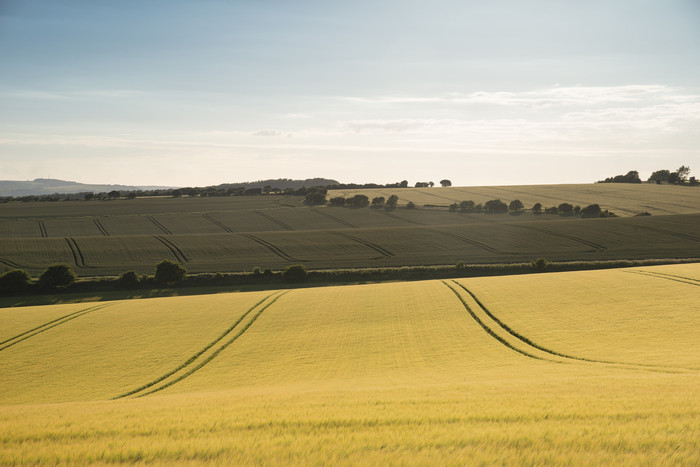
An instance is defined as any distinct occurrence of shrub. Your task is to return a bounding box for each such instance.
[304,191,327,205]
[558,203,574,216]
[532,202,542,214]
[530,258,550,272]
[38,264,77,289]
[580,204,602,218]
[406,201,416,209]
[386,194,399,208]
[252,266,262,276]
[635,211,652,216]
[118,271,140,289]
[545,206,558,214]
[346,194,369,208]
[508,199,524,212]
[371,196,385,208]
[448,203,459,212]
[484,199,508,214]
[329,196,346,207]
[459,200,475,213]
[455,261,466,270]
[154,259,187,285]
[283,264,308,282]
[0,269,32,294]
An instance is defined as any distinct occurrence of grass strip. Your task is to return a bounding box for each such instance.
[0,303,112,351]
[137,291,290,397]
[114,291,282,399]
[441,281,551,362]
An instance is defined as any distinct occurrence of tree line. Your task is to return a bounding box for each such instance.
[598,166,696,185]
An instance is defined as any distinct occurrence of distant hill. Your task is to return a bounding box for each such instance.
[213,178,339,191]
[0,179,175,197]
[0,178,340,197]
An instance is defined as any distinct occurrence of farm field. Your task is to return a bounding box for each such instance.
[1,183,699,276]
[0,264,698,464]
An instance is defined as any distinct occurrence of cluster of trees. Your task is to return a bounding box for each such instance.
[448,199,616,217]
[327,194,400,209]
[598,166,696,185]
[0,260,312,296]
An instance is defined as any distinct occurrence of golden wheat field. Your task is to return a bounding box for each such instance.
[1,264,698,464]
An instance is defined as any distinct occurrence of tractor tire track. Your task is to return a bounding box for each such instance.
[147,216,172,234]
[333,232,394,259]
[625,270,700,287]
[93,219,110,236]
[632,224,700,243]
[65,237,91,268]
[153,235,189,263]
[512,224,607,252]
[243,234,304,262]
[115,292,282,399]
[133,291,289,398]
[203,213,233,233]
[429,229,513,255]
[0,258,24,269]
[255,211,294,231]
[449,280,694,372]
[38,220,48,237]
[311,208,358,229]
[442,281,551,362]
[0,304,112,352]
[382,211,424,225]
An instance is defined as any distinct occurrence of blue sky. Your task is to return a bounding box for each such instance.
[1,0,699,186]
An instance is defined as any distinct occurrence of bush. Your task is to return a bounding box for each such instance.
[154,259,187,285]
[455,261,466,270]
[508,199,524,212]
[558,203,574,216]
[386,195,399,209]
[252,266,262,276]
[0,269,32,294]
[346,194,369,208]
[304,191,327,205]
[371,196,385,208]
[406,201,416,209]
[38,264,77,289]
[530,258,550,272]
[484,199,508,214]
[118,271,140,289]
[283,264,308,282]
[459,200,475,213]
[448,203,459,212]
[329,196,346,207]
[580,204,602,218]
[532,202,542,214]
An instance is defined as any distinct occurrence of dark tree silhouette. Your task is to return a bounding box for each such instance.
[440,179,452,187]
[508,199,524,212]
[155,260,186,285]
[484,199,508,214]
[38,264,77,289]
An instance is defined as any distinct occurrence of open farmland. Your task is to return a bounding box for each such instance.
[0,264,698,464]
[1,184,699,277]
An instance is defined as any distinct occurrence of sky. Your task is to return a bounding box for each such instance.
[1,0,699,187]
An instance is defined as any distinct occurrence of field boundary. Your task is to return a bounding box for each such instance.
[115,291,289,398]
[0,303,112,351]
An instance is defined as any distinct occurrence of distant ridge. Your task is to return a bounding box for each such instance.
[0,179,175,197]
[0,178,339,197]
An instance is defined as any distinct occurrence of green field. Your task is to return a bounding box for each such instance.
[1,264,698,464]
[1,183,699,276]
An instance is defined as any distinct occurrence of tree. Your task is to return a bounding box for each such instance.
[428,181,434,188]
[558,203,574,216]
[346,194,369,208]
[406,201,416,209]
[448,203,459,212]
[329,196,346,207]
[676,165,691,182]
[532,202,542,214]
[599,170,641,183]
[107,190,121,199]
[155,260,186,285]
[530,258,550,272]
[440,179,452,187]
[371,196,385,208]
[580,204,602,218]
[647,169,671,183]
[0,269,32,294]
[118,271,140,289]
[459,200,475,213]
[386,194,399,208]
[304,191,327,205]
[668,172,681,184]
[545,206,558,214]
[414,182,429,188]
[38,264,77,289]
[399,180,408,188]
[508,199,524,212]
[484,199,508,214]
[283,264,308,282]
